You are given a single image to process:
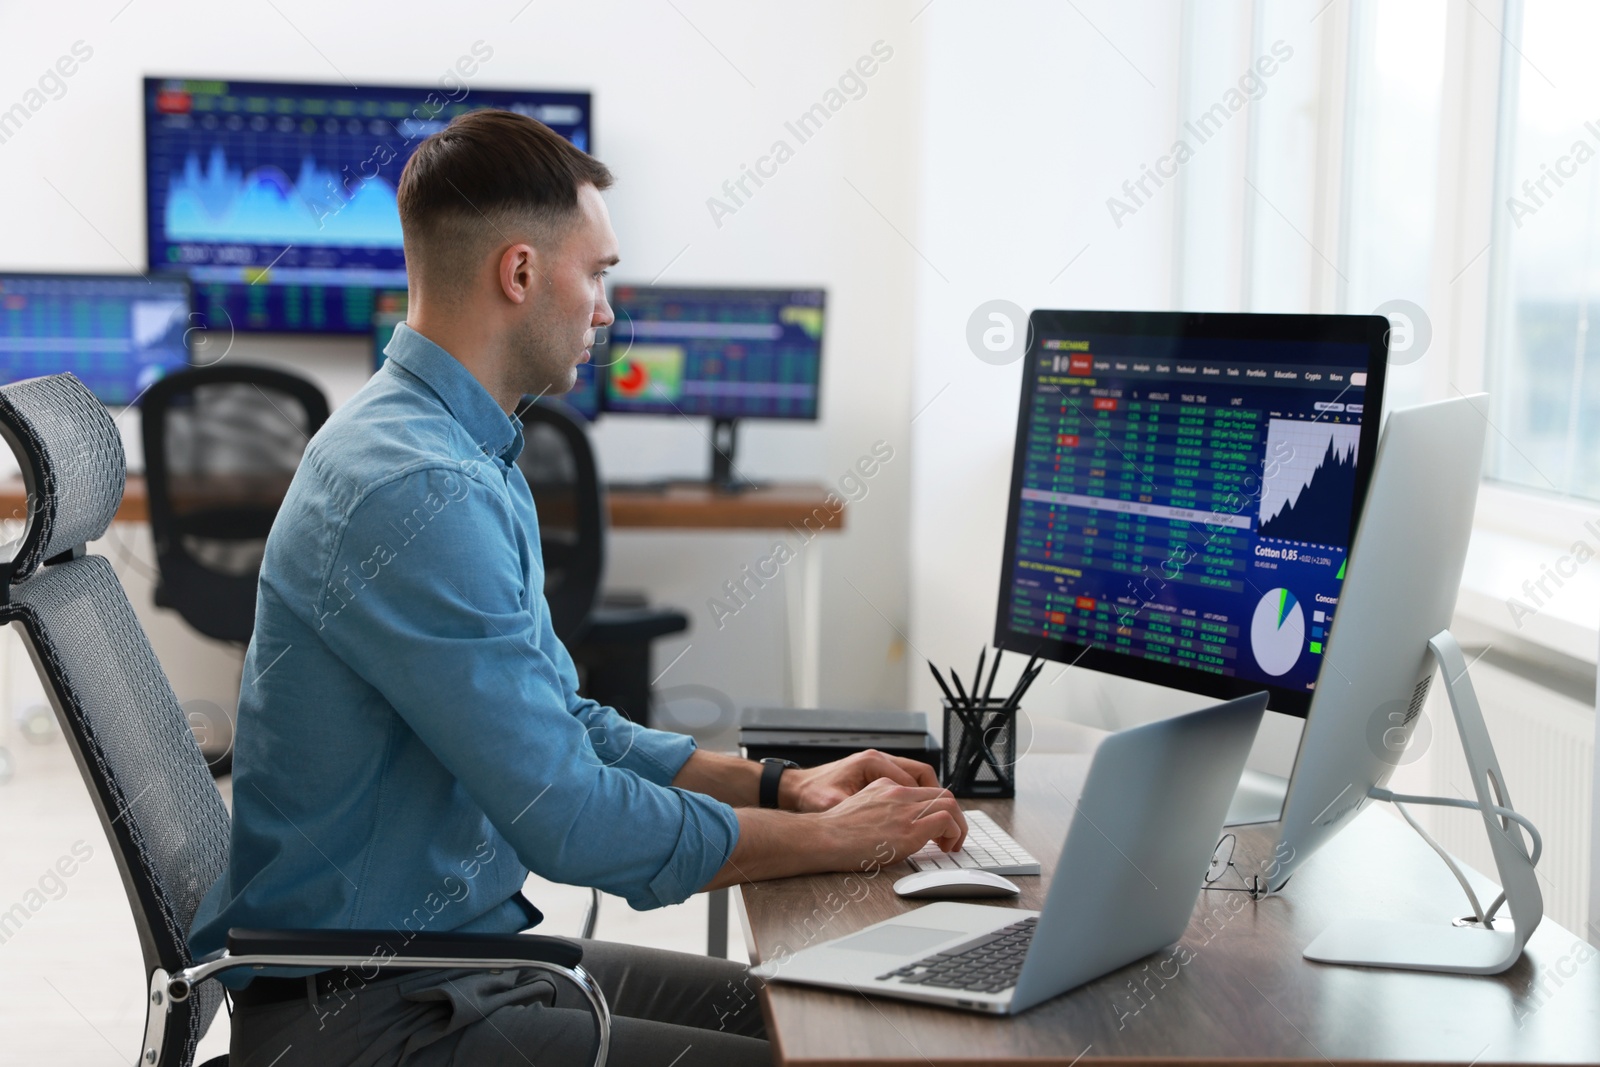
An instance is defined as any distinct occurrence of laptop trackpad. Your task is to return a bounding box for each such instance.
[833,924,966,955]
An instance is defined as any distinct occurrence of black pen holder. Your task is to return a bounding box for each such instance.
[940,698,1017,799]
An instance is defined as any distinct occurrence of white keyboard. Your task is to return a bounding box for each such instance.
[907,810,1041,875]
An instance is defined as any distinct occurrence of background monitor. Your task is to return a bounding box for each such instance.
[597,285,825,420]
[144,77,592,334]
[0,272,191,406]
[993,310,1390,718]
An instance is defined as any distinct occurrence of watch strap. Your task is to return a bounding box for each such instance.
[759,759,789,809]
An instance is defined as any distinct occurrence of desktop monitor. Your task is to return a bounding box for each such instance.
[0,272,191,405]
[144,77,592,334]
[1271,396,1491,895]
[993,310,1390,721]
[596,285,825,486]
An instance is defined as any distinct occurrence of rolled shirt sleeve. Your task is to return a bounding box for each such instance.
[311,464,738,909]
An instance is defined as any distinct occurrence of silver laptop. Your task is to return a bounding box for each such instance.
[748,693,1267,1014]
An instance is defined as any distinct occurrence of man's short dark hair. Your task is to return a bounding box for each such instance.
[397,109,613,295]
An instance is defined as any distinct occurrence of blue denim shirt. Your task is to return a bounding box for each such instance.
[189,324,739,961]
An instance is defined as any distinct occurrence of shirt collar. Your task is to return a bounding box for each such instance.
[382,322,524,464]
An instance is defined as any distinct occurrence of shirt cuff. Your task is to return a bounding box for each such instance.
[640,791,741,909]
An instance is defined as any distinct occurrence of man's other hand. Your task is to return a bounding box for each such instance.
[781,749,941,813]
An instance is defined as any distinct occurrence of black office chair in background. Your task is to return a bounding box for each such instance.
[0,374,609,1067]
[518,400,689,727]
[140,365,329,774]
[140,365,330,644]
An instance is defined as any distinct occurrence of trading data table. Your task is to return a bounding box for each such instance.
[1004,335,1371,693]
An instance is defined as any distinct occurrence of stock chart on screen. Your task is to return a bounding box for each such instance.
[994,312,1388,714]
[0,273,191,406]
[599,286,825,420]
[144,77,592,334]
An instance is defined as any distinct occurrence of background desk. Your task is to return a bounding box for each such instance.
[0,475,843,707]
[738,752,1600,1065]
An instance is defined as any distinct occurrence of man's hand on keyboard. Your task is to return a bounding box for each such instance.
[781,749,943,814]
[813,777,968,869]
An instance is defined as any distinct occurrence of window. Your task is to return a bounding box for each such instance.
[1487,0,1600,500]
[1340,0,1449,413]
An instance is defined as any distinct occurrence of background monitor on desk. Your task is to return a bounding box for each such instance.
[993,310,1390,723]
[0,272,191,405]
[595,285,825,486]
[144,76,592,335]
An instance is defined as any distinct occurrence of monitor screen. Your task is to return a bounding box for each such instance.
[993,311,1390,717]
[598,286,824,419]
[144,77,592,334]
[0,272,191,405]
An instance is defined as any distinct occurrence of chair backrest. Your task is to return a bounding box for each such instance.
[516,399,605,643]
[140,364,329,643]
[0,374,228,1067]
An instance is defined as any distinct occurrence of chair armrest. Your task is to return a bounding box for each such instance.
[586,606,690,644]
[225,927,583,969]
[161,929,610,1067]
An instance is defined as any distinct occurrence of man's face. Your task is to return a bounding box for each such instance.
[513,184,618,399]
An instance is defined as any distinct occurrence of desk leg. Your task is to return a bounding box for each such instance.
[707,886,729,958]
[784,540,823,707]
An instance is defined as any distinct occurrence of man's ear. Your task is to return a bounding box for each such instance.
[498,242,540,304]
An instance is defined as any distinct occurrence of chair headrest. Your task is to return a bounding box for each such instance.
[0,374,126,586]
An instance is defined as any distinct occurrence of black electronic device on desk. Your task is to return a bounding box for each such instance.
[738,707,939,772]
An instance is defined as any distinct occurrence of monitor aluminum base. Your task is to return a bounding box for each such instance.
[1224,768,1289,827]
[1302,629,1543,975]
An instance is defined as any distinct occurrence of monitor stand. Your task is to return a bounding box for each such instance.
[708,418,763,494]
[1225,768,1288,827]
[1301,629,1543,975]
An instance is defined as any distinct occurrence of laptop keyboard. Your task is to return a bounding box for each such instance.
[875,916,1038,994]
[906,810,1041,876]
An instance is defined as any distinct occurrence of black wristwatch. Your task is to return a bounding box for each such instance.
[759,758,799,809]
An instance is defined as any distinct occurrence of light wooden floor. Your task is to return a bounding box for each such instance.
[0,727,744,1063]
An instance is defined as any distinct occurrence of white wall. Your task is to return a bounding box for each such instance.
[0,0,925,722]
[904,2,1351,775]
[906,1,1199,745]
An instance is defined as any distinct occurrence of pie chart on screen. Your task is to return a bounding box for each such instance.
[1249,587,1304,676]
[614,360,647,396]
[609,344,687,403]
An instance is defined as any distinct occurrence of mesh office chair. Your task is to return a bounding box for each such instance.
[140,365,330,645]
[0,374,608,1067]
[518,401,689,727]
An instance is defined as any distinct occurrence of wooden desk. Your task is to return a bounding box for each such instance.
[0,475,846,533]
[0,476,841,703]
[738,753,1600,1065]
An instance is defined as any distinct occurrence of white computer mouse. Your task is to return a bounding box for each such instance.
[892,869,1021,899]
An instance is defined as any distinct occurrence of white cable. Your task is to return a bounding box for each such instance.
[1369,787,1542,867]
[1390,799,1487,925]
[1370,786,1543,929]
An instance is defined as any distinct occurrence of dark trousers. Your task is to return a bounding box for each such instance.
[229,938,771,1066]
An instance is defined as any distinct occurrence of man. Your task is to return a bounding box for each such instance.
[189,108,965,1067]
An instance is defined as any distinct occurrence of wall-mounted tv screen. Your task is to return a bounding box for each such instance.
[144,76,592,334]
